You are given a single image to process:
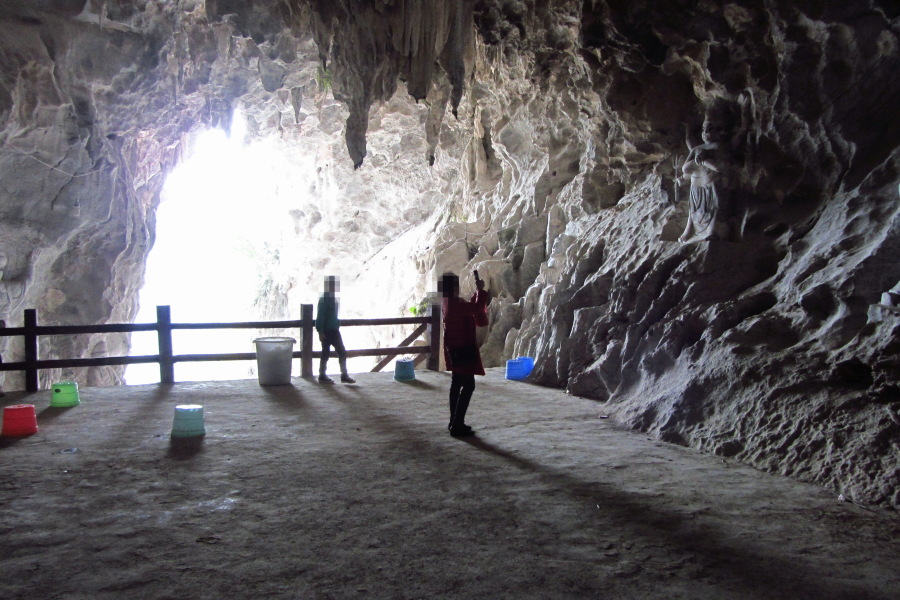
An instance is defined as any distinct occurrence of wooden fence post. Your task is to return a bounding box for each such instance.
[301,304,314,377]
[157,305,174,384]
[427,303,441,371]
[23,308,38,392]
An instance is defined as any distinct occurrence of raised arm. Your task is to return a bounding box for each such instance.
[456,289,488,316]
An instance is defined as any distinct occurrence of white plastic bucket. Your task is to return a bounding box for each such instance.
[253,337,296,385]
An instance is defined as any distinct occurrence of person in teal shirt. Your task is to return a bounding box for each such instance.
[316,276,355,384]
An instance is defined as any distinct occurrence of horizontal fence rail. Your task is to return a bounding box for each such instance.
[0,304,441,391]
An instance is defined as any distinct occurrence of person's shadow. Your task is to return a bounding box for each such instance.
[455,436,869,600]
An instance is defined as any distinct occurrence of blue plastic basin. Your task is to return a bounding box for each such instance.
[505,357,534,380]
[394,359,416,381]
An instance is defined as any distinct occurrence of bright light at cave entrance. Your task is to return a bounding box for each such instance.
[125,113,297,384]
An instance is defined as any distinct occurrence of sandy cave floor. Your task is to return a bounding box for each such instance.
[0,368,899,600]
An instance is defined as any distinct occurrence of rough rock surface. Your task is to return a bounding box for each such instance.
[2,1,900,508]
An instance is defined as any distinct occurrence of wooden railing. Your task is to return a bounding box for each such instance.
[0,304,442,392]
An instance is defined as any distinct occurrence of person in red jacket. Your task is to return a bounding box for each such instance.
[440,271,488,437]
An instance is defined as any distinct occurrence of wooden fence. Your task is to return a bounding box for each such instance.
[0,304,442,392]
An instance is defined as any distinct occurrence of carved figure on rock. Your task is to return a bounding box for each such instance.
[871,225,900,322]
[883,189,900,315]
[0,281,25,320]
[0,250,27,323]
[0,319,4,396]
[881,281,900,308]
[678,102,737,243]
[0,249,28,397]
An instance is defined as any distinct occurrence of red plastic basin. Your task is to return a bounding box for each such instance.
[1,404,38,437]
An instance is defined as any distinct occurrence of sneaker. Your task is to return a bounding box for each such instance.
[448,422,472,432]
[318,374,335,384]
[340,374,356,384]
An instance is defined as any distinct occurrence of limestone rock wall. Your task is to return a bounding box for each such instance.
[2,1,899,509]
[370,1,900,509]
[0,4,178,388]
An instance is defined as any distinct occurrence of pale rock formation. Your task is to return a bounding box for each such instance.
[404,1,900,510]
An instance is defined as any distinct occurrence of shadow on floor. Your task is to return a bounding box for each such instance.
[0,434,30,449]
[453,435,873,600]
[392,379,438,390]
[305,391,859,599]
[36,405,76,424]
[311,383,348,398]
[259,384,309,415]
[167,435,205,459]
[109,384,178,448]
[260,384,304,401]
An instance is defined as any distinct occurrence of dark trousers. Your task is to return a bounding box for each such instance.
[319,329,348,374]
[449,373,475,427]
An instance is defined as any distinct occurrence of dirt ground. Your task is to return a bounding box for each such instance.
[1,368,898,600]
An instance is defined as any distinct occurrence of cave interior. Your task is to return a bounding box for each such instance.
[1,1,900,595]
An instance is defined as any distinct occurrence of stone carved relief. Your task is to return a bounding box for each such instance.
[0,281,26,322]
[868,284,900,323]
[678,102,739,244]
[0,250,28,322]
[867,185,900,324]
[881,283,900,308]
[679,142,724,242]
[0,249,30,394]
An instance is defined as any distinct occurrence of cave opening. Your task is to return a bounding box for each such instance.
[125,111,299,384]
[124,109,417,384]
[122,110,370,383]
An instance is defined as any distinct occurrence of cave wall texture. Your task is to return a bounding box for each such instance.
[1,0,899,509]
